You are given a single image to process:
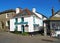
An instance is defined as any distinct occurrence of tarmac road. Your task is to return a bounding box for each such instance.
[0,32,59,43]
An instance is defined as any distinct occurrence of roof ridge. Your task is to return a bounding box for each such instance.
[0,9,15,14]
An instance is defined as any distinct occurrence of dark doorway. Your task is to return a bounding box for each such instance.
[7,21,10,29]
[21,25,24,33]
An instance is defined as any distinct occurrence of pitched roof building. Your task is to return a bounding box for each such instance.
[0,9,16,31]
[10,8,47,34]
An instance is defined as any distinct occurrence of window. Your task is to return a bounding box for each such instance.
[51,22,60,31]
[6,21,10,26]
[34,24,39,30]
[6,13,10,18]
[15,18,18,22]
[21,17,24,22]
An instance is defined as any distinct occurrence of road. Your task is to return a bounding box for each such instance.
[0,32,59,43]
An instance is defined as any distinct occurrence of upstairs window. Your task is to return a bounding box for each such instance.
[21,17,24,22]
[6,13,10,18]
[15,18,18,22]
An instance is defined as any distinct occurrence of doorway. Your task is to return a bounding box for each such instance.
[21,25,24,33]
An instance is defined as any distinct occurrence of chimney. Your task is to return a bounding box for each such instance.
[32,8,36,13]
[52,7,54,16]
[16,7,22,14]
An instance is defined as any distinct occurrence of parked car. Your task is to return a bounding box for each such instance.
[52,29,60,38]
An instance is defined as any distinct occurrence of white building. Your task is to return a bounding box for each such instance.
[10,8,47,33]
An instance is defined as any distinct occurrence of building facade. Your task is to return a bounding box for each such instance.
[10,8,47,33]
[44,8,60,36]
[0,9,15,31]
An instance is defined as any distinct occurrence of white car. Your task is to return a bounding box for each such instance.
[52,29,60,37]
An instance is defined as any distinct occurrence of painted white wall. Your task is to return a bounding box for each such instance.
[32,8,47,31]
[34,16,43,26]
[10,8,47,32]
[10,16,34,32]
[28,16,34,32]
[18,18,21,23]
[17,25,21,31]
[24,16,34,32]
[32,8,43,19]
[24,17,29,32]
[10,19,15,31]
[33,16,43,31]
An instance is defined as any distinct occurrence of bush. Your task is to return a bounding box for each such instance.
[22,32,29,36]
[10,28,29,36]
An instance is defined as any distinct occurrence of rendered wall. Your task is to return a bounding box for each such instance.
[10,19,15,31]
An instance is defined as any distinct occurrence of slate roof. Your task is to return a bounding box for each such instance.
[49,10,60,19]
[13,8,47,19]
[36,12,47,18]
[0,9,15,14]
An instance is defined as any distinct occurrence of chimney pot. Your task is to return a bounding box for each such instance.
[16,7,22,14]
[32,8,36,12]
[52,7,54,16]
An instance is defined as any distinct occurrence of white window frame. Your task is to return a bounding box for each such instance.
[6,21,8,26]
[6,13,10,18]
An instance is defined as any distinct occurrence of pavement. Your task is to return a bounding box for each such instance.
[0,32,59,43]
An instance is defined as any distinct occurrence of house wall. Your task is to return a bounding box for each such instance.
[32,9,47,32]
[10,18,22,31]
[10,12,47,32]
[10,18,15,31]
[6,12,16,21]
[17,18,21,31]
[17,25,21,31]
[0,12,15,21]
[10,15,45,32]
[10,16,34,32]
[25,16,34,32]
[0,13,6,21]
[34,16,43,26]
[0,13,6,29]
[0,12,15,31]
[33,15,43,31]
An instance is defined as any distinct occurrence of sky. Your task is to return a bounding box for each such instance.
[0,0,60,18]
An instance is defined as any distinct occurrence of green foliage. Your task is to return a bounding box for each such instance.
[22,32,29,36]
[13,28,21,34]
[10,28,21,34]
[10,28,29,36]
